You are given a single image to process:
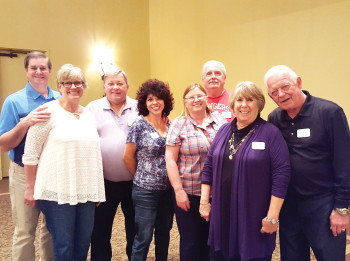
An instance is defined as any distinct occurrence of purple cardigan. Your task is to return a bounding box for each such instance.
[202,118,291,260]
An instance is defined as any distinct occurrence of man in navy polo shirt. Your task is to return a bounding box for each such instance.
[0,52,60,261]
[265,65,350,261]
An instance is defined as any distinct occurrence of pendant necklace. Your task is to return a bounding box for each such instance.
[228,127,256,160]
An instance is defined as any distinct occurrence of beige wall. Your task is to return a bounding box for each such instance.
[0,0,150,177]
[1,0,350,177]
[149,0,350,119]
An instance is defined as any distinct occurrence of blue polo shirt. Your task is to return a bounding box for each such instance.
[0,82,61,166]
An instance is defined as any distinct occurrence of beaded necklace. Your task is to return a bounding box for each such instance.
[228,127,256,160]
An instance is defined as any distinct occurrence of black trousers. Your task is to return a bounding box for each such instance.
[91,180,135,261]
[279,194,346,261]
[173,193,210,261]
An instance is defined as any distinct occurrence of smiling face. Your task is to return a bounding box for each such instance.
[202,64,226,97]
[146,93,165,117]
[25,57,51,88]
[267,72,305,116]
[58,78,86,102]
[234,95,259,129]
[184,87,208,116]
[104,73,129,106]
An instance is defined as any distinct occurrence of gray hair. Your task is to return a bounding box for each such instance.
[264,65,298,86]
[202,60,226,76]
[102,66,128,85]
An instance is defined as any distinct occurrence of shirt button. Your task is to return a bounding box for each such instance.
[291,123,294,125]
[291,133,294,135]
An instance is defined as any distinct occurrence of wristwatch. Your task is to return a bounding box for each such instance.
[265,216,279,224]
[335,208,349,216]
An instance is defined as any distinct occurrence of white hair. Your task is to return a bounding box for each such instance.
[202,60,226,76]
[264,65,298,86]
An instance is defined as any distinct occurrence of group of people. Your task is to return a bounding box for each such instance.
[0,51,349,261]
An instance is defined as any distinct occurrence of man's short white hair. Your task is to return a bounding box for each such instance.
[202,60,226,76]
[264,65,298,86]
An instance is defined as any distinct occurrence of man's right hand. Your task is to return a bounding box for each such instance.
[21,106,51,127]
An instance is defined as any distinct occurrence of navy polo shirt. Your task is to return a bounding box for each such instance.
[268,91,350,208]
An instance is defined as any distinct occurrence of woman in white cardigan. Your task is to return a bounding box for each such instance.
[23,64,105,261]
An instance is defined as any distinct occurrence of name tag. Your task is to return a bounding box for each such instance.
[252,142,265,150]
[297,128,310,138]
[150,132,159,139]
[222,111,232,119]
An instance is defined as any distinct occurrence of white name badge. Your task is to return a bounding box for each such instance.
[150,132,159,139]
[252,142,265,150]
[222,111,232,119]
[297,128,310,138]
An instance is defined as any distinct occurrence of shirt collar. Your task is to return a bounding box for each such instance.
[281,90,313,120]
[25,82,55,100]
[188,112,216,129]
[103,96,133,112]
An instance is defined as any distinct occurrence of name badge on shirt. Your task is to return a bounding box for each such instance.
[297,128,310,138]
[222,111,232,119]
[252,142,265,150]
[150,132,159,139]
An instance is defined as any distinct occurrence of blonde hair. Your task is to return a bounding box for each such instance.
[229,81,265,113]
[180,83,212,117]
[56,64,87,90]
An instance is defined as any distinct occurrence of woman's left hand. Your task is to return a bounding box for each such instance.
[199,203,211,222]
[260,217,278,234]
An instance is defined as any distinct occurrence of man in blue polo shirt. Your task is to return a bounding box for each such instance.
[0,52,60,261]
[265,65,350,261]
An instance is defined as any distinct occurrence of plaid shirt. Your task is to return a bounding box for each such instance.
[166,112,226,196]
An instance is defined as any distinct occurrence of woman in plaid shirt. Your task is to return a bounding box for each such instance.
[165,83,226,261]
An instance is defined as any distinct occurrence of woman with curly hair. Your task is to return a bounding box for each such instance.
[123,79,174,261]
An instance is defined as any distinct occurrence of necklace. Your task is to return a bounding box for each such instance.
[228,127,256,160]
[58,100,82,119]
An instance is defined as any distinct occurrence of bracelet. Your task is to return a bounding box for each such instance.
[200,202,210,205]
[265,216,279,224]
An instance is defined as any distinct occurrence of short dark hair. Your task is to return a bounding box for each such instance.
[24,51,52,70]
[137,79,174,117]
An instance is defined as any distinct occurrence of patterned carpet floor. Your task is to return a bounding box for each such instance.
[1,193,348,260]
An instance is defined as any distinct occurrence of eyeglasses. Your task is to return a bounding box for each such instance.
[60,81,85,88]
[184,95,207,102]
[268,85,290,97]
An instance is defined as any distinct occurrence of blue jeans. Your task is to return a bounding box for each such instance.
[37,200,95,261]
[131,185,174,261]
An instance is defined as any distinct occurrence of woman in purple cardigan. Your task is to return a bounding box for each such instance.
[200,81,291,261]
